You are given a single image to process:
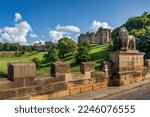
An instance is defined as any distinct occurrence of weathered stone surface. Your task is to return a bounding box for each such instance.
[57,90,69,98]
[101,81,108,88]
[16,85,41,97]
[0,79,14,90]
[145,59,150,68]
[0,89,17,99]
[80,62,95,74]
[69,87,80,95]
[68,80,90,88]
[8,62,36,79]
[51,61,70,76]
[143,67,150,78]
[30,94,50,100]
[65,72,91,82]
[109,51,144,73]
[8,62,36,87]
[112,71,144,86]
[35,76,58,85]
[39,81,67,94]
[92,83,102,90]
[80,85,93,93]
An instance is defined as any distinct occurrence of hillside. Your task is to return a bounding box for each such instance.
[0,44,110,77]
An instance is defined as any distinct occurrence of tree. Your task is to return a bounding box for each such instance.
[80,40,92,50]
[32,58,41,69]
[0,42,4,51]
[10,43,20,51]
[112,11,150,53]
[75,44,91,63]
[44,42,60,62]
[3,43,10,51]
[57,37,77,58]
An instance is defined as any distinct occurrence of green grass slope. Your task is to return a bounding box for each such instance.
[0,44,110,77]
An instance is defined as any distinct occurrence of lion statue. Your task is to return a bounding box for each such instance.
[119,27,136,50]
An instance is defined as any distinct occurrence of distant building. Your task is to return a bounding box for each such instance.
[34,41,48,51]
[78,27,111,44]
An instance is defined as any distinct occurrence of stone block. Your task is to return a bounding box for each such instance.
[16,85,41,97]
[51,61,70,76]
[30,94,50,100]
[80,62,95,74]
[68,80,89,88]
[40,81,67,94]
[101,81,108,88]
[49,92,58,99]
[80,85,93,93]
[92,83,102,90]
[69,87,80,95]
[145,59,150,67]
[109,51,144,73]
[8,62,36,87]
[57,90,69,98]
[0,89,17,100]
[35,75,65,85]
[40,83,57,94]
[0,79,14,91]
[8,62,35,79]
[68,72,90,81]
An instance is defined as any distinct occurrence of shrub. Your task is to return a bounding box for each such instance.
[32,57,41,69]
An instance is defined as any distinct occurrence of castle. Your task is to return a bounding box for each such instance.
[78,27,111,44]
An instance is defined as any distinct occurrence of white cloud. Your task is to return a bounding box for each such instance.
[91,20,110,32]
[0,13,32,45]
[56,24,80,33]
[34,40,45,44]
[49,30,71,43]
[49,24,79,42]
[15,12,22,22]
[29,33,38,38]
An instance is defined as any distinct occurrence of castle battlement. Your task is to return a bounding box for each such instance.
[78,27,111,44]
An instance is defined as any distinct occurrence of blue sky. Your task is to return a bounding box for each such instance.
[0,0,150,45]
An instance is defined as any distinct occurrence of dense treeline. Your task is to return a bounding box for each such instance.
[0,42,35,52]
[112,12,150,58]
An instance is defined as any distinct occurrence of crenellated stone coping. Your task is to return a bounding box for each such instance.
[0,61,109,100]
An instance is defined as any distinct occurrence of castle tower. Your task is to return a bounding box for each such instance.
[78,27,111,44]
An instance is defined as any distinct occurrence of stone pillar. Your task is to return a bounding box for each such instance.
[8,62,36,87]
[80,62,95,74]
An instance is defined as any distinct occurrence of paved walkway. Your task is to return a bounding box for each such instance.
[57,78,150,100]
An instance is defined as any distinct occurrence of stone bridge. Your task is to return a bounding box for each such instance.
[0,59,150,100]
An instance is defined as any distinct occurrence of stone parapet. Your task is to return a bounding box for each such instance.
[8,62,36,87]
[80,62,95,74]
[50,61,70,77]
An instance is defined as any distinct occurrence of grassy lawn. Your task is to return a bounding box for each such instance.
[0,44,110,77]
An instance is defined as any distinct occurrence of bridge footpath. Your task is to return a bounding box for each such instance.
[56,78,150,100]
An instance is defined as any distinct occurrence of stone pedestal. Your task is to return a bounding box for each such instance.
[109,50,145,86]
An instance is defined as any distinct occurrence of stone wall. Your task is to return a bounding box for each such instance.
[0,61,109,100]
[1,58,150,100]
